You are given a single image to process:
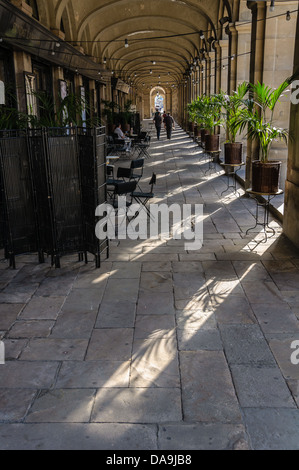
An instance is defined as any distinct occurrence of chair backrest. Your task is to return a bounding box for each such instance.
[117,167,132,179]
[115,181,137,196]
[149,173,157,191]
[131,159,144,170]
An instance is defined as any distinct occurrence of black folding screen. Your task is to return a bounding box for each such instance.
[0,130,37,268]
[0,126,108,268]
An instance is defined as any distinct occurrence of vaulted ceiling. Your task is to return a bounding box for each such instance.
[36,0,232,91]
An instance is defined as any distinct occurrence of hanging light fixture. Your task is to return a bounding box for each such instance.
[270,1,275,12]
[199,30,205,39]
[286,11,291,21]
[125,39,129,48]
[219,16,231,26]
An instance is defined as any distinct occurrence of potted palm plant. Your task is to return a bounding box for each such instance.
[221,82,250,164]
[236,78,293,193]
[200,94,223,152]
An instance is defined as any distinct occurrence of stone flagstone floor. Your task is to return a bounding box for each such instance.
[0,123,299,450]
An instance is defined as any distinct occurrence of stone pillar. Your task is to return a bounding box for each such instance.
[209,52,216,94]
[219,39,229,93]
[246,0,267,189]
[228,23,238,94]
[214,43,222,94]
[263,1,298,190]
[206,56,211,95]
[13,51,32,114]
[283,9,299,249]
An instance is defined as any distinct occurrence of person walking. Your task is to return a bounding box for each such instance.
[164,112,175,140]
[153,110,162,140]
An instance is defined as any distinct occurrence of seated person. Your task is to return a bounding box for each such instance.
[114,123,131,151]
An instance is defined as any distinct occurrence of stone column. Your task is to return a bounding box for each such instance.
[263,1,298,190]
[209,51,216,94]
[13,51,32,114]
[246,0,267,188]
[214,43,222,94]
[219,39,229,93]
[283,9,299,249]
[228,23,238,94]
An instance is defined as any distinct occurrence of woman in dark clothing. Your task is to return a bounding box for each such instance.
[153,110,162,140]
[164,112,175,140]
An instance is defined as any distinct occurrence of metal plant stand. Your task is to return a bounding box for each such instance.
[220,162,245,196]
[204,150,221,175]
[246,188,284,242]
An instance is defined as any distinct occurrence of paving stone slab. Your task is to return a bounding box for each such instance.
[134,315,176,340]
[102,278,140,303]
[250,303,299,334]
[140,272,173,293]
[19,296,65,320]
[243,408,299,450]
[287,380,299,407]
[158,423,250,450]
[35,278,75,297]
[25,389,96,423]
[72,270,111,289]
[7,320,54,339]
[91,388,182,423]
[85,329,134,361]
[3,339,27,360]
[141,261,172,272]
[212,296,256,324]
[56,360,130,388]
[176,308,216,330]
[177,328,222,351]
[95,300,136,328]
[0,361,59,388]
[232,261,273,281]
[219,324,277,366]
[131,338,180,388]
[267,335,299,380]
[0,304,25,329]
[137,291,175,315]
[20,339,89,361]
[0,423,158,450]
[61,288,105,313]
[109,261,142,279]
[230,364,296,408]
[180,351,242,423]
[0,389,36,422]
[50,310,97,339]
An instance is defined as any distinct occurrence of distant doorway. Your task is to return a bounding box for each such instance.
[150,87,166,117]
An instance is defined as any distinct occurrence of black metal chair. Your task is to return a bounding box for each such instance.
[129,158,145,189]
[131,173,157,217]
[135,135,151,159]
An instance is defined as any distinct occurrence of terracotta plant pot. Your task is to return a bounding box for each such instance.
[194,125,199,137]
[200,129,209,144]
[251,160,281,193]
[224,142,243,164]
[205,134,220,152]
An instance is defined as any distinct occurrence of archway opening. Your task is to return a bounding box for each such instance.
[150,87,166,117]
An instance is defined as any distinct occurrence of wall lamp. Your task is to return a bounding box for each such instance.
[219,16,231,26]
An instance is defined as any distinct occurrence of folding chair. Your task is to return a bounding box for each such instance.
[136,135,151,159]
[131,173,157,217]
[106,167,132,199]
[130,158,144,189]
[111,181,138,232]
